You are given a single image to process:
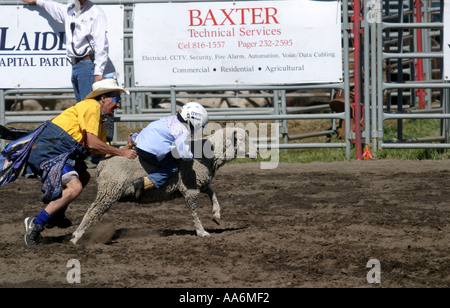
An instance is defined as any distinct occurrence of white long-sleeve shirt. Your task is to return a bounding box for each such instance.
[136,115,193,161]
[36,0,109,76]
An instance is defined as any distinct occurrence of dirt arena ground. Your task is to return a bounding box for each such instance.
[0,159,449,288]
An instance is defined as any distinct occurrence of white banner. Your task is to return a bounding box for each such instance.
[133,0,342,87]
[0,5,125,88]
[444,0,450,80]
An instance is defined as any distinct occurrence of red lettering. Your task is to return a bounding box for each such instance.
[234,8,250,25]
[188,7,279,27]
[189,10,202,26]
[219,9,236,25]
[251,8,263,25]
[265,7,279,24]
[204,9,218,26]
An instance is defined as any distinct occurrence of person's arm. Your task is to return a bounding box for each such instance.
[23,0,67,24]
[86,132,137,159]
[91,8,109,77]
[94,75,103,82]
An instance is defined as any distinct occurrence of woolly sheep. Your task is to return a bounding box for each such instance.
[70,127,257,244]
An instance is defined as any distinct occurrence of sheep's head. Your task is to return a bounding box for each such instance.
[208,127,257,163]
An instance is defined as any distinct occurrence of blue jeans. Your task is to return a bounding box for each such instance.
[136,148,178,189]
[27,121,89,202]
[27,121,89,178]
[71,59,95,102]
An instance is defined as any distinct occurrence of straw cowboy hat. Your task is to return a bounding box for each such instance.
[85,79,130,100]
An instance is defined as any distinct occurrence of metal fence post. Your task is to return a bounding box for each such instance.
[170,86,177,115]
[281,90,288,149]
[343,0,352,161]
[376,10,384,151]
[368,0,379,154]
[352,0,364,160]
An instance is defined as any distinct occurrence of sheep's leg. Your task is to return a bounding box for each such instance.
[70,195,116,244]
[184,189,210,237]
[205,185,221,225]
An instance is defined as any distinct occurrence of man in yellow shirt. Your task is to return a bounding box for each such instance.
[23,79,137,247]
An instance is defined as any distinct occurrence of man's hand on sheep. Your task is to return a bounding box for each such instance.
[118,147,137,159]
[86,132,137,160]
[127,132,134,148]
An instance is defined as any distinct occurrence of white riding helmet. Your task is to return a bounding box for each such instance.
[179,102,209,132]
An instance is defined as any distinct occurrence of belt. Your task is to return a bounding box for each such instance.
[71,55,91,65]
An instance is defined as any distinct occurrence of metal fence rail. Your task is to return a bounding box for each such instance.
[0,0,366,161]
[373,0,450,152]
[3,0,450,162]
